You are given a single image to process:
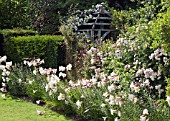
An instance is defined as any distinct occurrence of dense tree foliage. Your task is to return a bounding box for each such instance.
[0,0,169,34]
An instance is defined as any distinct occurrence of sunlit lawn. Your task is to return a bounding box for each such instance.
[0,93,73,121]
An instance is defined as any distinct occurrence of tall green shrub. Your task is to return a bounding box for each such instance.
[0,29,37,56]
[3,35,64,68]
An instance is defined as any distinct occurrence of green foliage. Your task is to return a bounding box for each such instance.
[7,63,46,101]
[166,78,170,96]
[150,8,170,52]
[0,0,33,29]
[121,99,170,121]
[0,29,37,38]
[3,35,64,68]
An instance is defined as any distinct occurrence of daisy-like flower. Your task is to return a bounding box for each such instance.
[140,115,148,121]
[76,100,82,109]
[103,92,109,97]
[155,85,161,90]
[108,84,117,92]
[0,56,7,64]
[2,82,6,87]
[110,109,117,115]
[114,117,120,121]
[143,79,150,86]
[59,72,66,78]
[36,100,41,104]
[58,93,65,100]
[143,109,149,115]
[128,94,138,103]
[59,66,65,71]
[6,61,12,69]
[33,90,37,93]
[33,69,37,75]
[66,64,72,71]
[102,117,107,121]
[18,79,22,83]
[134,86,140,92]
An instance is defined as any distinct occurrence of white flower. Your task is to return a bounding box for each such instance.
[66,64,72,71]
[6,61,12,69]
[29,80,33,84]
[140,115,149,121]
[27,62,32,67]
[0,65,5,70]
[0,56,7,64]
[36,100,41,104]
[166,96,170,106]
[101,103,106,107]
[149,53,154,60]
[143,79,150,86]
[59,66,65,71]
[143,109,149,115]
[81,95,85,98]
[102,117,107,121]
[1,94,6,98]
[110,109,117,115]
[2,70,10,76]
[87,50,92,55]
[2,82,6,87]
[58,93,65,100]
[76,100,82,109]
[155,85,161,90]
[114,117,120,121]
[45,84,50,92]
[33,90,36,93]
[0,87,7,92]
[39,67,46,75]
[90,78,97,85]
[24,60,27,65]
[18,79,22,83]
[115,50,122,59]
[103,92,109,97]
[118,111,121,117]
[33,70,37,75]
[40,59,45,64]
[108,84,117,92]
[128,94,138,103]
[59,72,66,78]
[134,86,140,92]
[90,58,96,64]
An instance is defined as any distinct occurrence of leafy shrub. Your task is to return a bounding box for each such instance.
[0,29,37,56]
[150,8,170,52]
[3,35,64,68]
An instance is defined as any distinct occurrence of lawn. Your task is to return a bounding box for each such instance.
[0,93,73,121]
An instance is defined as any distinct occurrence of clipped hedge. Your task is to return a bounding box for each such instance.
[0,29,37,38]
[4,35,65,68]
[0,29,37,56]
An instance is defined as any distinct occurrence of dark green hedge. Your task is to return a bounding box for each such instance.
[0,29,37,38]
[0,29,37,56]
[4,35,65,68]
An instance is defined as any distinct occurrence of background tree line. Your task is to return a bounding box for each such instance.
[0,0,165,34]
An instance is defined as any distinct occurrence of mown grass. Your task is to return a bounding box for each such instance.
[0,93,73,121]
